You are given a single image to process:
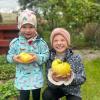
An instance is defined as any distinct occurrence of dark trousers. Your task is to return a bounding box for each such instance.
[19,88,41,100]
[42,87,82,100]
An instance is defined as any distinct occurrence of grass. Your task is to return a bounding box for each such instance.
[81,58,100,100]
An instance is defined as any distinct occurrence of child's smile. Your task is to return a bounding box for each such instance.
[52,34,68,53]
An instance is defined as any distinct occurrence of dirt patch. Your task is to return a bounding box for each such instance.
[73,49,100,60]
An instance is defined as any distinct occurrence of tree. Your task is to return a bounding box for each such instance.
[18,0,100,32]
[18,0,47,10]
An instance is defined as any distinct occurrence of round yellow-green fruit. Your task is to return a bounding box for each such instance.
[19,52,33,63]
[51,59,71,76]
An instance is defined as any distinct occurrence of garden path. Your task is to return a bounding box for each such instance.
[74,49,100,60]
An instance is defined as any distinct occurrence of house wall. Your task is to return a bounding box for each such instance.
[0,24,18,55]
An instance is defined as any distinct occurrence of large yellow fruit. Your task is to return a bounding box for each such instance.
[19,52,33,63]
[51,59,71,76]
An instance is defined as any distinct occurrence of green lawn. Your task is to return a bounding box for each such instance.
[81,58,100,100]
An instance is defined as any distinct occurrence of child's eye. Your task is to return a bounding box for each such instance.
[61,39,65,42]
[61,39,64,42]
[22,26,26,28]
[30,26,35,28]
[53,40,58,42]
[21,25,35,29]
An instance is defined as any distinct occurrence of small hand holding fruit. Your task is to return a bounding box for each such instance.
[13,52,37,64]
[51,59,72,82]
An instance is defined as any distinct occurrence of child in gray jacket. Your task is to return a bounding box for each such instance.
[42,28,86,100]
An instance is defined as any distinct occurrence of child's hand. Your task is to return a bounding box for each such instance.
[27,53,37,63]
[52,72,61,82]
[13,55,24,63]
[13,54,37,64]
[52,71,72,82]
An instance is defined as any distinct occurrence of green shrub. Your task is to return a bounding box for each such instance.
[0,55,16,80]
[71,33,86,49]
[0,80,19,100]
[0,55,8,65]
[0,64,15,80]
[41,31,51,47]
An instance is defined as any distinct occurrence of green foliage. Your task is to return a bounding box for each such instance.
[35,0,100,50]
[38,0,100,31]
[0,80,19,100]
[0,55,15,80]
[41,31,50,46]
[71,33,86,49]
[0,55,8,64]
[86,2,100,22]
[0,64,16,80]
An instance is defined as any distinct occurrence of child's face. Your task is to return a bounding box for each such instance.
[20,23,37,39]
[52,34,68,53]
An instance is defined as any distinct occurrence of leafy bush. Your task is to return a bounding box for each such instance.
[71,33,87,49]
[0,55,16,80]
[0,55,8,65]
[41,31,50,47]
[0,80,19,100]
[0,64,15,80]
